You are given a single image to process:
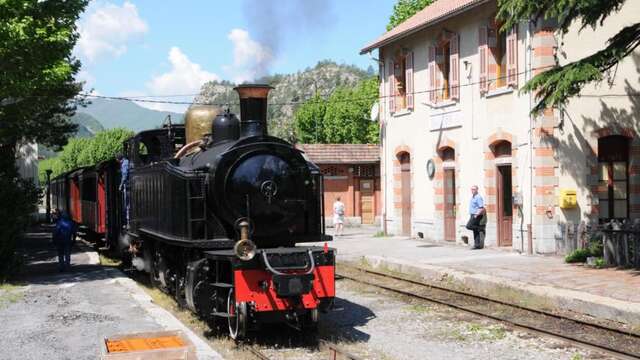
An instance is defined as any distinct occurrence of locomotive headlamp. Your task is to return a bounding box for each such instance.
[234,239,257,261]
[234,220,256,261]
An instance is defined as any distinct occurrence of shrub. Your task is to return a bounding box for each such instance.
[0,176,40,282]
[373,231,393,237]
[565,248,591,263]
[588,240,604,258]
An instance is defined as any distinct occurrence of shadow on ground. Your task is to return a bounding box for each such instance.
[8,225,112,285]
[200,296,375,351]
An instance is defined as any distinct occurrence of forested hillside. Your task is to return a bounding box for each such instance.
[195,60,374,141]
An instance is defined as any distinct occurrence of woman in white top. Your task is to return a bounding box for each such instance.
[333,196,345,236]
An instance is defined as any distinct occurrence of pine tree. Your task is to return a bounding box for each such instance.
[497,0,639,114]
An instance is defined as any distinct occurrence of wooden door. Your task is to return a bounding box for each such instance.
[496,165,513,246]
[444,169,456,241]
[400,154,412,236]
[360,179,375,224]
[71,179,82,223]
[97,174,106,233]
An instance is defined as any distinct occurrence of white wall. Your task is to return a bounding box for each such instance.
[16,142,39,186]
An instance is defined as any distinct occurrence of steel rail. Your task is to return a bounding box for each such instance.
[338,265,640,360]
[319,340,366,360]
[343,264,640,338]
[245,340,364,360]
[246,346,271,360]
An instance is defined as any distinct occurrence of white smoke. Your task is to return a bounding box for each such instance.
[238,0,335,79]
[224,29,273,83]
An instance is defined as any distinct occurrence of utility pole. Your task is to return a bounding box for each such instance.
[45,169,52,223]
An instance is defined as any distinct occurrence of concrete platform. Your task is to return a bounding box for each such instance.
[0,226,222,360]
[321,226,640,330]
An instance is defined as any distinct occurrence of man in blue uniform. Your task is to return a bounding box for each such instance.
[466,185,486,249]
[118,154,130,227]
[53,211,76,272]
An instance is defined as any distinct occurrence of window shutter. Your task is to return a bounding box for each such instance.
[450,34,460,101]
[507,25,518,87]
[379,62,385,121]
[428,45,436,104]
[405,52,414,110]
[478,27,488,94]
[388,61,395,114]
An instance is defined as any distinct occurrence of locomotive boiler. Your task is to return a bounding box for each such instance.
[121,84,335,339]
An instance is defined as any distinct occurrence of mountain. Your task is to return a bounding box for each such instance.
[73,112,105,137]
[195,60,374,141]
[38,112,106,158]
[79,98,184,132]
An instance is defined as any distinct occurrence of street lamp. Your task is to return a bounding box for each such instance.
[45,169,52,223]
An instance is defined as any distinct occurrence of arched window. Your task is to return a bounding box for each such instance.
[492,141,512,158]
[598,136,629,220]
[440,147,455,162]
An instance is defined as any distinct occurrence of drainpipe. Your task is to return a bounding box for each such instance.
[527,19,534,255]
[370,50,388,236]
[383,122,388,235]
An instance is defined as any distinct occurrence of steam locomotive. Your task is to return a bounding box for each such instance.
[50,85,335,339]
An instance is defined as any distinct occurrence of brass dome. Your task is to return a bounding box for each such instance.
[184,105,221,145]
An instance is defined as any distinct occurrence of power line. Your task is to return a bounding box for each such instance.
[30,64,640,107]
[80,66,555,106]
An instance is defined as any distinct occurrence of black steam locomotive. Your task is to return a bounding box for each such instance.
[51,85,335,339]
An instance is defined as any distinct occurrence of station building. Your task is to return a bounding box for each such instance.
[297,144,381,226]
[16,141,39,186]
[360,0,640,253]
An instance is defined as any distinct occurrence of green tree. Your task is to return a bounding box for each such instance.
[38,157,64,184]
[58,137,90,172]
[1,0,88,158]
[0,177,39,282]
[77,128,133,166]
[294,77,380,144]
[497,0,639,114]
[387,0,433,31]
[39,128,134,183]
[294,95,327,143]
[0,0,88,281]
[322,77,380,144]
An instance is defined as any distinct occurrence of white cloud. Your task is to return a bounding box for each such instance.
[76,70,95,90]
[76,1,148,62]
[134,47,220,112]
[224,28,273,83]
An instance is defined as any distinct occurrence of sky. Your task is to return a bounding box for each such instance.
[75,0,395,112]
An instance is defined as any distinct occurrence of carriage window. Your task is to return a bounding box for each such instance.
[82,177,96,202]
[598,136,629,221]
[138,142,148,155]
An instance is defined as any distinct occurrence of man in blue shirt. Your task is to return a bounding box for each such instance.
[466,185,486,249]
[118,154,130,227]
[52,211,76,272]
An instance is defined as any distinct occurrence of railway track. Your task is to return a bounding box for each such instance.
[244,340,364,360]
[337,263,640,360]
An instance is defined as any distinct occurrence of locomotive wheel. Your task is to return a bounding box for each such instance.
[227,289,247,340]
[149,246,170,293]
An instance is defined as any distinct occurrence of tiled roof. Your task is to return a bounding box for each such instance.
[296,144,380,164]
[360,0,488,54]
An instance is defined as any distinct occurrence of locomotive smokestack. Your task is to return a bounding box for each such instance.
[234,84,273,138]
